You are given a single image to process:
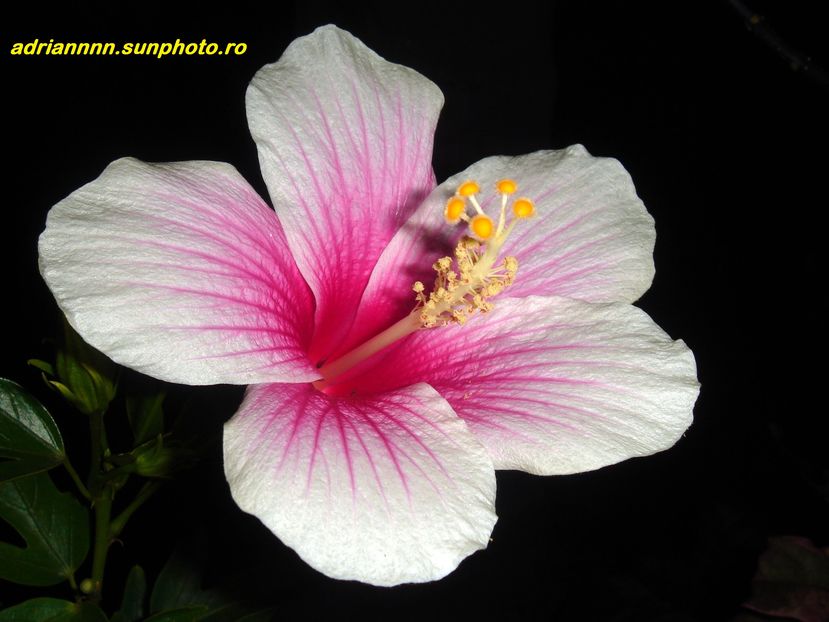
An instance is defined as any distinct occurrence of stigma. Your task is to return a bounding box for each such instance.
[414,179,534,328]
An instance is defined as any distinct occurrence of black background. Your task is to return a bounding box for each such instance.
[2,1,828,620]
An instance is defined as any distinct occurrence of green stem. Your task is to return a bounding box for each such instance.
[110,481,162,538]
[86,408,113,601]
[87,411,106,494]
[89,487,113,601]
[62,457,91,500]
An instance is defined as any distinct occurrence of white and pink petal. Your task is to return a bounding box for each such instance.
[223,382,497,586]
[247,25,444,362]
[39,158,317,385]
[341,145,655,354]
[333,296,698,475]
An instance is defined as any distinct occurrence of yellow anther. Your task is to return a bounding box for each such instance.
[444,196,466,224]
[496,179,518,195]
[469,214,495,240]
[458,180,480,197]
[412,179,533,328]
[512,197,535,219]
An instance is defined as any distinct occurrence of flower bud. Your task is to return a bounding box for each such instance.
[133,437,196,478]
[30,319,117,416]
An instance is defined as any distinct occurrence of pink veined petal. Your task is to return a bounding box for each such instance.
[223,381,497,586]
[329,296,698,475]
[246,25,444,364]
[339,146,656,354]
[39,158,318,385]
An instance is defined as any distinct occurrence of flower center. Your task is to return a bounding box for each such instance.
[313,179,534,391]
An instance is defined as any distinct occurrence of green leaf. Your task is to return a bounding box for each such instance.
[150,545,227,614]
[110,565,147,622]
[200,606,276,622]
[0,598,69,621]
[47,382,80,409]
[27,359,55,377]
[0,472,89,585]
[0,378,64,483]
[744,536,829,621]
[150,538,273,621]
[0,598,107,621]
[126,393,165,446]
[143,607,209,622]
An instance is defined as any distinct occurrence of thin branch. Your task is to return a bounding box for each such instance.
[110,481,163,538]
[727,0,829,91]
[62,457,91,501]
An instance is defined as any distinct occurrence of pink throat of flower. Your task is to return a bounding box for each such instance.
[312,178,534,394]
[312,310,421,393]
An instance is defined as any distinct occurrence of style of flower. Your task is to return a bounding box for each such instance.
[39,25,699,586]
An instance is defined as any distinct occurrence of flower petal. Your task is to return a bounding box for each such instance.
[223,382,497,586]
[39,158,317,385]
[246,25,444,362]
[333,297,698,475]
[342,146,655,353]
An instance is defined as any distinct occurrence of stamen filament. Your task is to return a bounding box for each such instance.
[468,195,485,215]
[497,193,508,236]
[313,310,422,391]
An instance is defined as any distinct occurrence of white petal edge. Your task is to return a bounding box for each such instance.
[39,158,318,385]
[223,382,497,586]
[455,298,698,474]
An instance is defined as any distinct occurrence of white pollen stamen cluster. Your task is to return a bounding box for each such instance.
[413,179,532,328]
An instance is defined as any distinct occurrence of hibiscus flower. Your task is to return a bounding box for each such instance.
[38,25,699,586]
